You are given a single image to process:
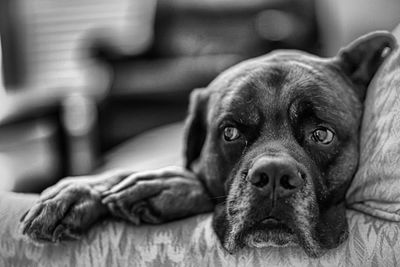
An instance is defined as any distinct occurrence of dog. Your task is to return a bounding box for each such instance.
[20,31,395,257]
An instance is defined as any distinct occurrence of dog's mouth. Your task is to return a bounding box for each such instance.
[239,216,297,248]
[254,216,294,236]
[258,217,290,230]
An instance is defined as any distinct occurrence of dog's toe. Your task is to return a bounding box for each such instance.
[108,199,161,224]
[21,203,45,235]
[20,188,107,243]
[107,201,141,224]
[22,198,73,240]
[52,224,81,242]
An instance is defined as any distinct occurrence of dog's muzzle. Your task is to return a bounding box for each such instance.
[222,153,319,255]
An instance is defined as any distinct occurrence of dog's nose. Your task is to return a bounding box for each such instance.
[247,156,304,197]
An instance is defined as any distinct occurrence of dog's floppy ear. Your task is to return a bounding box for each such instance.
[335,31,396,99]
[184,88,209,170]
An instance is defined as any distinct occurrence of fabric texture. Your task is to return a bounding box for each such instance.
[1,191,400,266]
[346,31,400,221]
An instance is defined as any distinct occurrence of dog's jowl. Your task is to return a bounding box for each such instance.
[20,31,396,258]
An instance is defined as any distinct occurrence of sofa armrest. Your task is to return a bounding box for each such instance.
[1,191,399,266]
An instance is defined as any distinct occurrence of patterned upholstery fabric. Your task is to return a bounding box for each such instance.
[0,192,399,266]
[347,31,400,221]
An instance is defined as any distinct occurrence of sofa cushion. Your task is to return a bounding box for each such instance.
[100,122,184,172]
[346,27,400,220]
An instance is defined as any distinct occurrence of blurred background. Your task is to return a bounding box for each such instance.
[0,0,399,193]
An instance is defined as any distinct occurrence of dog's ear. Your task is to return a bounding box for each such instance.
[184,88,209,170]
[335,31,396,99]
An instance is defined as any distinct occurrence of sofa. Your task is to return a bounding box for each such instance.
[1,192,399,266]
[2,20,400,267]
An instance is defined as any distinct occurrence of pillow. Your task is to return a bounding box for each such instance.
[346,28,400,221]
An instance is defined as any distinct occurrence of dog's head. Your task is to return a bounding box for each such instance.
[183,32,396,257]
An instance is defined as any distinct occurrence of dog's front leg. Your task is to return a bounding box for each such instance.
[101,166,214,224]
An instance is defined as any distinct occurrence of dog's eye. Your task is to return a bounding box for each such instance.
[223,126,241,142]
[311,128,334,144]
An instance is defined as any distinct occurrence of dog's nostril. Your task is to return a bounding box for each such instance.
[280,175,300,190]
[258,173,269,187]
[249,172,269,188]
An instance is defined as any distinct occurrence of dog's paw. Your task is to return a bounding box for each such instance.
[101,166,213,224]
[20,178,108,243]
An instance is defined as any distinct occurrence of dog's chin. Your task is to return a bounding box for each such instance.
[222,217,327,258]
[244,230,297,249]
[223,218,299,254]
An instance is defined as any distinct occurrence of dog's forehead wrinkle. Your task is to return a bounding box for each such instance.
[215,62,289,101]
[211,61,350,130]
[234,62,355,134]
[216,87,261,125]
[287,61,362,121]
[282,75,358,136]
